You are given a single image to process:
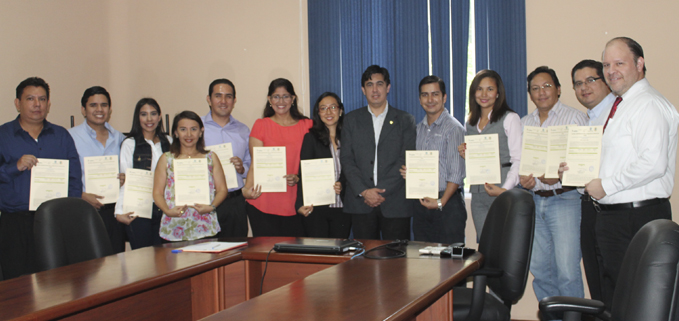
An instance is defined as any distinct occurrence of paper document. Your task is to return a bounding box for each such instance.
[84,155,119,204]
[123,168,155,219]
[29,158,69,211]
[206,143,238,190]
[179,241,247,253]
[300,158,336,206]
[465,134,501,185]
[405,150,439,199]
[253,146,287,192]
[174,158,210,206]
[562,126,602,186]
[545,125,570,178]
[519,126,548,176]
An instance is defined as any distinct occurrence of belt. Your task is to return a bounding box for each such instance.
[534,186,576,197]
[501,162,512,168]
[99,203,116,211]
[594,198,668,212]
[228,188,243,198]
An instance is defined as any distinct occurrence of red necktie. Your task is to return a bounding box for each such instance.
[603,96,623,133]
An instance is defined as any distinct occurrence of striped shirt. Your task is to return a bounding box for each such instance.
[521,100,588,191]
[329,143,343,208]
[416,111,465,190]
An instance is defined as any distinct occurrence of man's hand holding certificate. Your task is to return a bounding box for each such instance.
[519,126,548,177]
[562,126,603,186]
[405,150,438,199]
[300,158,336,206]
[465,134,501,185]
[29,158,69,210]
[545,125,570,178]
[173,158,210,206]
[206,143,237,190]
[84,155,120,204]
[253,146,287,192]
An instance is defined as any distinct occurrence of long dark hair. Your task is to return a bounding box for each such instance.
[262,78,308,121]
[170,111,207,157]
[467,70,514,127]
[128,98,166,139]
[310,92,344,146]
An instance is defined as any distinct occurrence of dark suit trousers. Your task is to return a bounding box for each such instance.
[580,195,604,302]
[350,207,410,240]
[595,199,671,309]
[99,204,125,254]
[302,207,351,238]
[216,193,248,238]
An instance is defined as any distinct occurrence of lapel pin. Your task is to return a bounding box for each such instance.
[390,120,394,124]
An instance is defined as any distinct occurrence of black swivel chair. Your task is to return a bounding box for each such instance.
[34,197,113,272]
[540,219,679,321]
[453,188,536,321]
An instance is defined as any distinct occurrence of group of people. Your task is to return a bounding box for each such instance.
[0,36,675,313]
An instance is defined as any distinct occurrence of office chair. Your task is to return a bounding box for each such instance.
[34,197,113,272]
[453,188,536,321]
[540,219,679,321]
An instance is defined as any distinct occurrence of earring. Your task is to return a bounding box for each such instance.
[496,95,499,98]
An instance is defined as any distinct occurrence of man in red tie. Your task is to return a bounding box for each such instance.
[585,37,679,308]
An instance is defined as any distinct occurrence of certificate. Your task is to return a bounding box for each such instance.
[562,126,603,187]
[29,158,69,211]
[253,146,287,192]
[123,168,154,219]
[519,126,548,176]
[465,134,501,185]
[405,150,438,199]
[300,158,336,206]
[173,158,210,206]
[207,143,239,190]
[84,155,119,204]
[545,125,570,178]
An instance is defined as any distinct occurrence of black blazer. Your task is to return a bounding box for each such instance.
[295,132,346,211]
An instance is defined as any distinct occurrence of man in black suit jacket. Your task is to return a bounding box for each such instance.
[340,65,416,240]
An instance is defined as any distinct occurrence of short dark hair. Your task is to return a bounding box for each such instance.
[208,78,236,98]
[81,86,111,107]
[309,92,344,146]
[128,98,166,140]
[607,37,646,73]
[262,78,307,121]
[170,110,207,157]
[571,60,604,84]
[361,65,390,87]
[418,75,446,96]
[16,77,50,100]
[527,66,561,98]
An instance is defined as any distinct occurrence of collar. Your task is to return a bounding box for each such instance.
[587,93,615,120]
[84,121,114,137]
[12,116,52,135]
[367,102,389,118]
[422,110,449,128]
[620,78,650,101]
[530,100,564,122]
[204,111,236,127]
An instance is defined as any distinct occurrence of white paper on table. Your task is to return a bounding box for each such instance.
[562,126,603,187]
[173,158,210,206]
[519,126,548,177]
[545,125,570,179]
[123,168,154,219]
[253,146,287,193]
[206,143,238,190]
[300,158,336,206]
[84,155,119,204]
[405,150,439,199]
[465,134,501,185]
[29,158,69,211]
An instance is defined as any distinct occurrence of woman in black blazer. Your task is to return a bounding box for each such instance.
[295,92,350,238]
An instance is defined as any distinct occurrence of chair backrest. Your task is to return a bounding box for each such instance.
[611,219,679,321]
[478,188,535,305]
[34,197,113,272]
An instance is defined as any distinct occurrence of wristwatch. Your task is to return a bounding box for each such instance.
[437,199,443,211]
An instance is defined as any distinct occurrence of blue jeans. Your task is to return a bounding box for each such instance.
[530,189,584,301]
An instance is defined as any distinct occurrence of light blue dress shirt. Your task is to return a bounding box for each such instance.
[68,121,126,189]
[201,112,251,191]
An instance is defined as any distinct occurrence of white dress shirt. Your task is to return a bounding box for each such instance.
[368,102,389,185]
[599,78,679,204]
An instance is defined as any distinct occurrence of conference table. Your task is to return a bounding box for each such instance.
[0,237,482,321]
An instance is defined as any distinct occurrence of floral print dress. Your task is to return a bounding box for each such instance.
[159,151,221,241]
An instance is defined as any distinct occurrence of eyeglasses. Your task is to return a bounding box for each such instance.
[573,77,602,89]
[530,83,554,93]
[319,105,339,113]
[271,95,292,102]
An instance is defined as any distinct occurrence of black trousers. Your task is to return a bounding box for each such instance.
[124,204,164,250]
[301,206,352,238]
[216,193,248,238]
[580,195,604,302]
[246,203,304,237]
[350,207,411,240]
[413,190,466,245]
[595,199,671,309]
[99,204,125,254]
[0,211,36,280]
